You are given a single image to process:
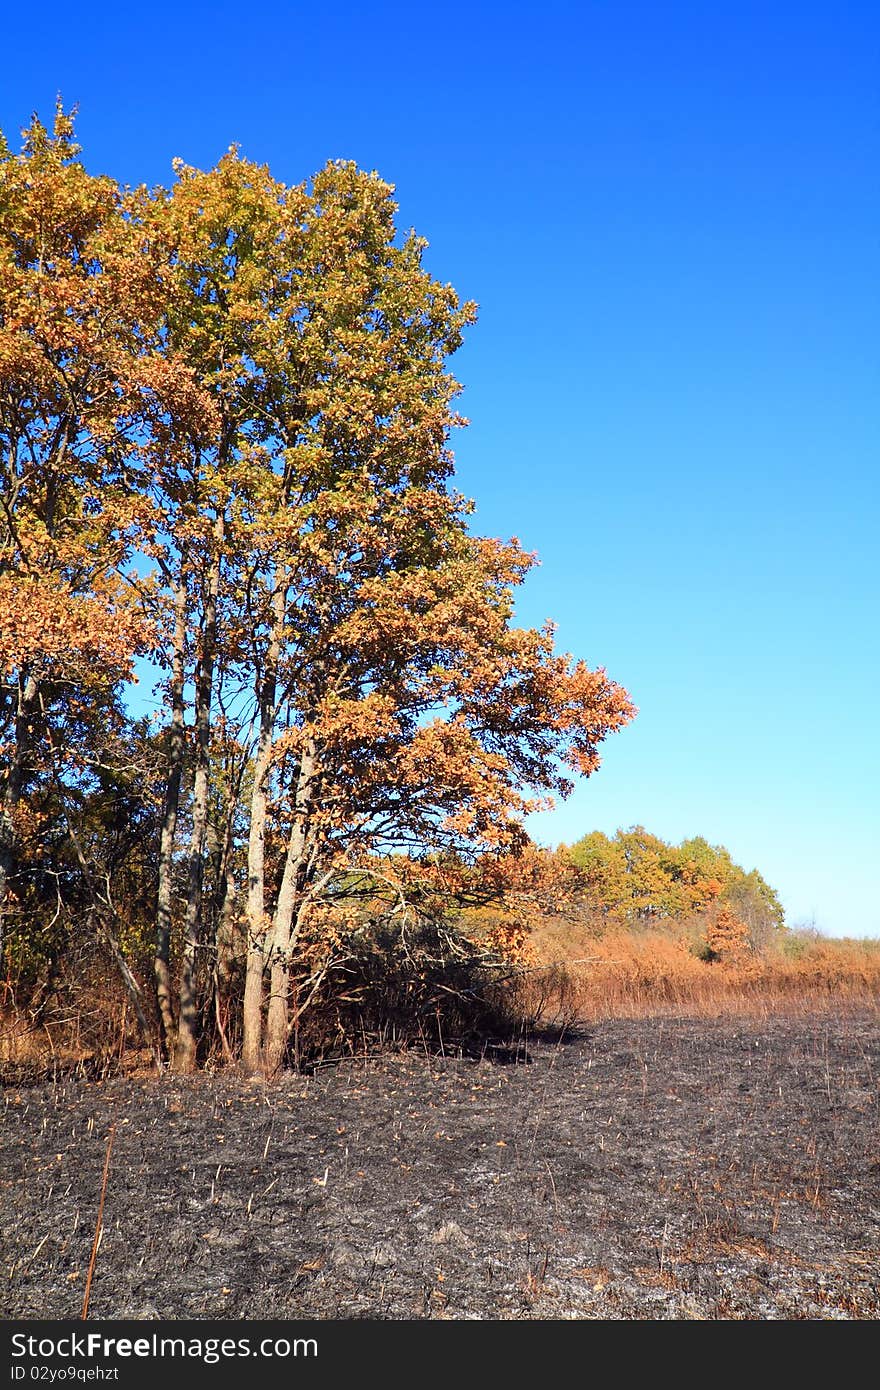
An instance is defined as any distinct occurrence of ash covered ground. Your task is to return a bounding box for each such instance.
[2,1013,878,1320]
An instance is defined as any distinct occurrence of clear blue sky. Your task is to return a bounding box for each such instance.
[4,1,878,936]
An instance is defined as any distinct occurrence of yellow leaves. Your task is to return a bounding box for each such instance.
[136,353,218,440]
[0,111,636,935]
[0,574,147,681]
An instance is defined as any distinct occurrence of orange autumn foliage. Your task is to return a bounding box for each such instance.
[1,109,637,1069]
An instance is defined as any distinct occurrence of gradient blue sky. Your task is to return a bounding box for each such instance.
[3,1,877,935]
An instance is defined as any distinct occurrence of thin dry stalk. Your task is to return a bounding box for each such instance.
[81,1123,116,1320]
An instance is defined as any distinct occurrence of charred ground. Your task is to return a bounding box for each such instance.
[2,1012,878,1320]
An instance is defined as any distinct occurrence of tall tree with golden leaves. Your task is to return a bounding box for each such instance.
[2,114,635,1073]
[0,108,152,986]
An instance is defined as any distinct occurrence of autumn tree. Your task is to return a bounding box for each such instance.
[1,110,636,1072]
[214,164,637,1072]
[565,827,687,920]
[565,826,784,938]
[126,149,299,1069]
[669,836,784,946]
[704,906,752,964]
[0,108,154,1019]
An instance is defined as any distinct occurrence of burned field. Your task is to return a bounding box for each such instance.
[2,1012,878,1320]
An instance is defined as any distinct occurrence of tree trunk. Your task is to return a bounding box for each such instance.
[265,739,317,1075]
[212,788,239,991]
[154,582,187,1061]
[173,526,222,1074]
[0,669,38,973]
[241,767,269,1072]
[242,572,288,1073]
[215,859,238,989]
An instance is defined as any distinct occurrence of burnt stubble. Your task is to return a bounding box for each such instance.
[2,1012,878,1320]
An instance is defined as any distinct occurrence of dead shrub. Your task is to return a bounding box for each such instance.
[283,912,531,1065]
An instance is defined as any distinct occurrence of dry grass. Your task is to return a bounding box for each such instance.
[518,923,880,1024]
[0,969,132,1076]
[0,1015,98,1079]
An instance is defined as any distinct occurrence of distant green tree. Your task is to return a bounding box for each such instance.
[566,827,784,943]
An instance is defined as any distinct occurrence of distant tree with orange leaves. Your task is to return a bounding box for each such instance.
[704,906,752,964]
